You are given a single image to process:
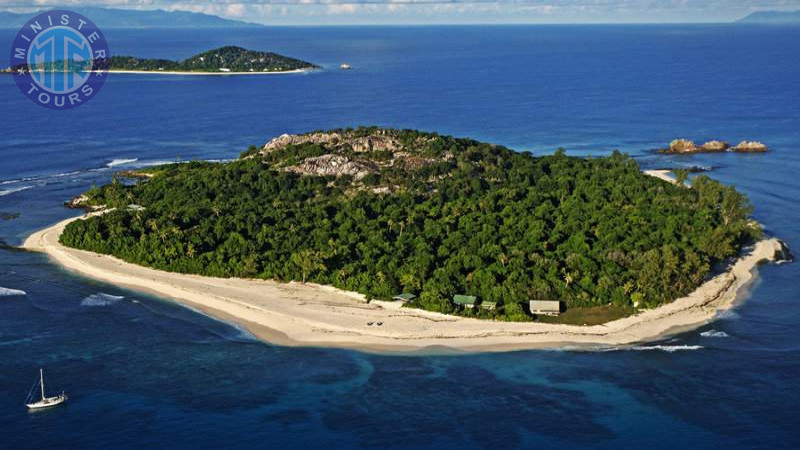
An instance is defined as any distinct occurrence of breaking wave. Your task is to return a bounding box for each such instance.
[716,310,741,321]
[700,330,729,338]
[0,186,33,197]
[632,345,703,352]
[136,159,180,167]
[0,176,37,185]
[81,293,124,307]
[0,287,27,296]
[106,158,139,168]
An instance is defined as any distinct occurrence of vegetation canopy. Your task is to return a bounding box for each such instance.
[109,46,318,73]
[60,127,759,321]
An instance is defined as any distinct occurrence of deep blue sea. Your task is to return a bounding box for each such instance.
[1,25,799,449]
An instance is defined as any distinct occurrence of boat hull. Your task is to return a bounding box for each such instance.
[26,394,67,410]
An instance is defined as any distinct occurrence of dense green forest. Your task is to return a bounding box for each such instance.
[60,127,759,321]
[109,46,317,72]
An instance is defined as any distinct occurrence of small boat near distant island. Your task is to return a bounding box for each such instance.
[25,369,67,410]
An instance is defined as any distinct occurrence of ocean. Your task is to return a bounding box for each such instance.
[1,25,799,449]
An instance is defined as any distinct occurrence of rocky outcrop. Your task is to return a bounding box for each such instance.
[65,194,105,210]
[397,154,437,170]
[263,131,407,155]
[66,194,90,209]
[351,135,402,153]
[285,154,378,179]
[733,141,768,152]
[258,129,447,186]
[668,139,698,153]
[663,138,768,154]
[262,132,343,153]
[701,140,729,152]
[773,240,793,262]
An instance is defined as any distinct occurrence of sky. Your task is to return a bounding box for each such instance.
[1,0,799,25]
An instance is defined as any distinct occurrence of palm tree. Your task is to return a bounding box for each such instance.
[562,270,574,287]
[147,219,159,233]
[623,281,635,295]
[498,252,509,267]
[674,169,689,186]
[400,273,420,291]
[290,250,326,283]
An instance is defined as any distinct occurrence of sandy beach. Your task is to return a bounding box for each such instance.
[644,169,678,184]
[21,212,785,353]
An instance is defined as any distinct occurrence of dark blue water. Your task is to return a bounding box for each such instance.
[1,25,799,449]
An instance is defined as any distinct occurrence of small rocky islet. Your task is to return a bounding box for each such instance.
[660,139,769,154]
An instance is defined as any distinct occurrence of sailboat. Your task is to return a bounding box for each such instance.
[26,368,67,410]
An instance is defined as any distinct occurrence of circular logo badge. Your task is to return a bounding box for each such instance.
[9,10,109,110]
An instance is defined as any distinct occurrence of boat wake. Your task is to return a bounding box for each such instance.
[0,287,27,296]
[80,293,124,307]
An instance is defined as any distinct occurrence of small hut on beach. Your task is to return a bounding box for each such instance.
[453,295,478,308]
[529,300,562,316]
[392,293,416,303]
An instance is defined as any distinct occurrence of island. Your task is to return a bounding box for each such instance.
[737,10,800,24]
[109,46,318,74]
[660,139,769,154]
[0,7,263,28]
[23,127,788,352]
[3,46,318,75]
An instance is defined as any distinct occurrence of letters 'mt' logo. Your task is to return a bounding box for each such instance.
[9,10,109,110]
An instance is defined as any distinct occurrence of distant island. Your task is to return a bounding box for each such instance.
[659,139,768,154]
[737,10,800,24]
[0,7,262,28]
[3,46,317,75]
[109,46,318,74]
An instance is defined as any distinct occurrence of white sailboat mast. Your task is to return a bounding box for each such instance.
[40,368,45,400]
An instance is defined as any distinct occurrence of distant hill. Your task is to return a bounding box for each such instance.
[0,7,262,28]
[737,11,800,24]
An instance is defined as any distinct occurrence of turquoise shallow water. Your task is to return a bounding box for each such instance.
[1,25,799,449]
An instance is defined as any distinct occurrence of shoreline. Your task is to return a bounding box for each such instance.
[21,214,785,354]
[643,169,679,184]
[105,68,314,76]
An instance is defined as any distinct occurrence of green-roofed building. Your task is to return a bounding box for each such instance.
[453,294,478,308]
[392,293,417,303]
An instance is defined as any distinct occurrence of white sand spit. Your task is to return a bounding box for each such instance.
[22,214,784,353]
